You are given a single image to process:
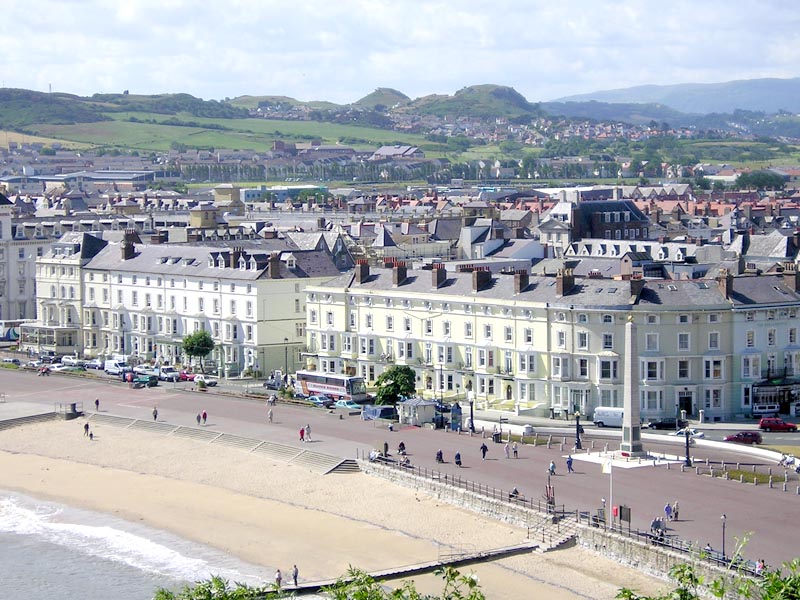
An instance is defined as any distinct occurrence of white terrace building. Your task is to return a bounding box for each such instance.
[22,232,341,375]
[304,261,800,421]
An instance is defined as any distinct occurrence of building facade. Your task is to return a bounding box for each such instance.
[304,261,800,420]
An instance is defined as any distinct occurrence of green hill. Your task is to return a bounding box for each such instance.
[227,95,341,111]
[353,88,410,110]
[541,100,693,126]
[406,84,542,119]
[88,92,248,118]
[0,88,109,129]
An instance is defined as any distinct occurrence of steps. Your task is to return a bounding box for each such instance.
[251,441,302,462]
[329,459,361,474]
[171,427,221,442]
[129,420,179,434]
[0,412,58,431]
[290,450,353,474]
[212,433,262,451]
[89,414,137,428]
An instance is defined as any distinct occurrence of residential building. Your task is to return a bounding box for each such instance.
[304,261,800,420]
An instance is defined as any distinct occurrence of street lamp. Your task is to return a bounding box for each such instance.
[684,427,692,467]
[575,410,582,450]
[721,514,727,560]
[283,337,289,378]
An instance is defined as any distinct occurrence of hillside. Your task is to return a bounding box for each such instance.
[541,100,695,127]
[555,77,800,115]
[353,88,410,110]
[0,89,109,129]
[405,84,543,119]
[227,95,341,111]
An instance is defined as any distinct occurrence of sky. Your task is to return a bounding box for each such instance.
[2,0,800,104]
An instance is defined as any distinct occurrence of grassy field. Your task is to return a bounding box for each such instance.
[0,129,91,150]
[32,111,428,152]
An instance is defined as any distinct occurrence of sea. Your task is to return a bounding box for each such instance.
[0,490,286,600]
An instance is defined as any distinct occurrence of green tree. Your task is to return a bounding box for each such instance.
[182,330,215,373]
[374,365,416,405]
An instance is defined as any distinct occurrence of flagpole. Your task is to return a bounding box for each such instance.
[609,461,613,530]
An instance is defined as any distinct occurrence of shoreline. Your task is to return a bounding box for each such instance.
[0,419,668,599]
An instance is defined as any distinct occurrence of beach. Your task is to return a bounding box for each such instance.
[0,418,668,599]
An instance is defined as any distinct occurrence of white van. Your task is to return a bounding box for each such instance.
[593,407,625,428]
[104,359,129,375]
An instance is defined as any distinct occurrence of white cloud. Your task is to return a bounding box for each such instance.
[0,0,798,102]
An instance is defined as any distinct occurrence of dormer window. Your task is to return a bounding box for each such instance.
[239,257,246,270]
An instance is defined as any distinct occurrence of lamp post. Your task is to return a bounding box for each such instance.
[283,337,288,379]
[684,427,692,467]
[721,514,727,560]
[575,410,582,450]
[468,389,476,433]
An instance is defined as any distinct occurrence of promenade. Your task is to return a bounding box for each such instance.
[1,369,797,570]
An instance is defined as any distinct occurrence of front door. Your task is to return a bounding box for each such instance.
[678,391,693,416]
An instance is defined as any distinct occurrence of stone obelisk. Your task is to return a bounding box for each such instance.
[620,314,646,456]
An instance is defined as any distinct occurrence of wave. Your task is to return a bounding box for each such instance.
[0,491,272,586]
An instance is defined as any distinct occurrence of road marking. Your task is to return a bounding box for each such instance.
[12,383,91,397]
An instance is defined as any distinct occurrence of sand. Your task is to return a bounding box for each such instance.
[0,419,668,599]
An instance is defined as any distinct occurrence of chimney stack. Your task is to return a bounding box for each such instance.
[472,267,492,292]
[121,240,135,261]
[514,269,529,294]
[431,263,446,289]
[556,268,575,297]
[630,275,645,298]
[355,259,370,284]
[269,252,282,279]
[229,246,243,269]
[716,268,733,299]
[392,261,408,286]
[783,262,800,292]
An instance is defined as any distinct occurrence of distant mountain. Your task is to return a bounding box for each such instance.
[541,100,696,127]
[227,95,341,111]
[353,88,410,110]
[555,77,800,115]
[404,84,544,119]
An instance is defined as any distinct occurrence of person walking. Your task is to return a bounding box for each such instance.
[152,407,158,421]
[268,408,273,423]
[504,442,510,459]
[275,569,282,589]
[89,431,94,441]
[672,500,679,521]
[291,564,298,587]
[196,413,202,426]
[480,442,488,460]
[566,455,574,473]
[549,460,556,475]
[201,410,207,425]
[512,441,518,458]
[664,502,673,521]
[454,451,462,467]
[94,398,100,411]
[304,424,311,441]
[299,427,305,442]
[84,422,90,436]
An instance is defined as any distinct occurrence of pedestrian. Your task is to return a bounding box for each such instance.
[196,413,201,426]
[454,451,462,467]
[566,455,574,473]
[299,427,305,442]
[704,542,713,553]
[549,460,556,475]
[89,431,94,441]
[480,442,488,460]
[94,398,100,411]
[504,442,510,459]
[202,410,207,425]
[84,422,90,436]
[672,500,679,521]
[152,407,158,421]
[268,408,273,423]
[275,569,282,589]
[292,564,298,587]
[664,502,673,521]
[512,441,518,458]
[304,423,311,441]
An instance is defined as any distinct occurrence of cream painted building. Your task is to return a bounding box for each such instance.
[305,261,800,420]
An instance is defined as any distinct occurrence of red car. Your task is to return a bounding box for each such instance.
[179,371,196,382]
[759,417,798,432]
[723,431,763,445]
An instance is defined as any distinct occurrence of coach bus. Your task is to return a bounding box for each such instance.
[295,370,368,402]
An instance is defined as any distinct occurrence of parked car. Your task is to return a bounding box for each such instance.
[1,357,21,365]
[335,399,361,410]
[84,359,104,370]
[723,431,763,445]
[158,367,180,382]
[672,428,705,439]
[39,355,56,364]
[179,371,197,382]
[759,417,798,432]
[133,374,159,388]
[309,395,335,408]
[647,417,688,430]
[193,374,218,387]
[61,356,85,366]
[52,364,86,373]
[263,378,281,390]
